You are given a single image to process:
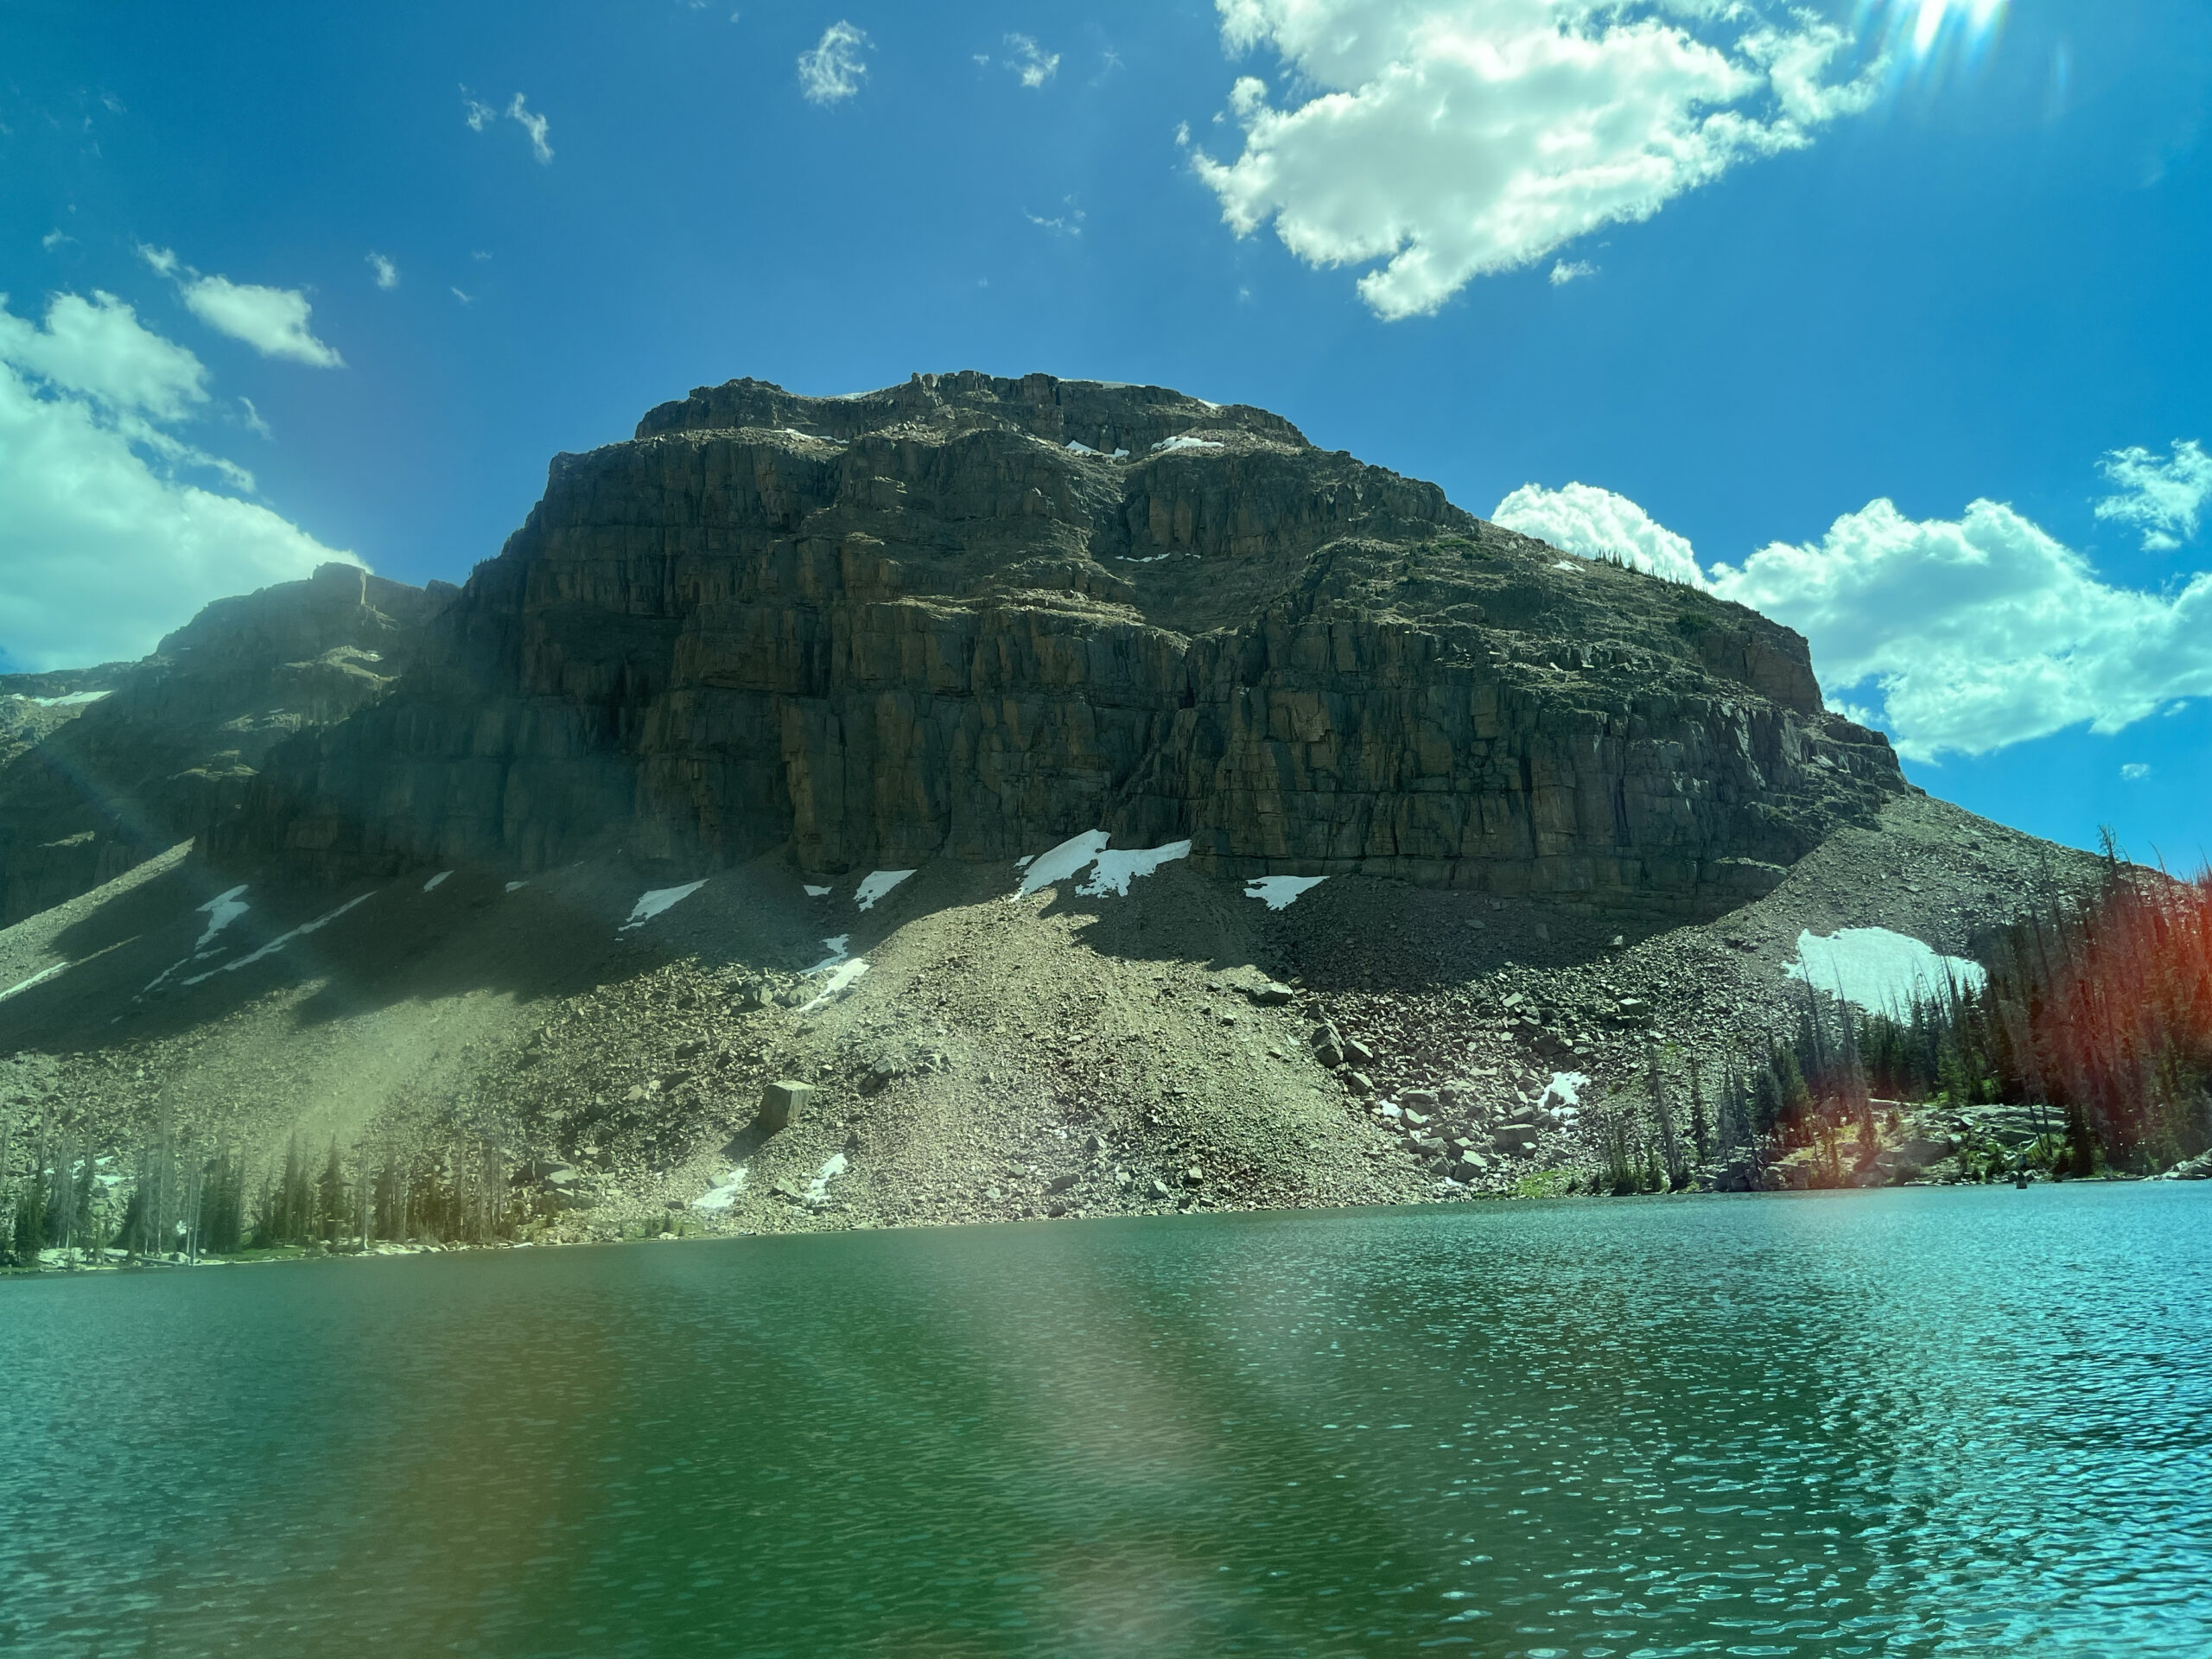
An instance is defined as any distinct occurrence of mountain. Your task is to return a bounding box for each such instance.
[0,375,2102,1249]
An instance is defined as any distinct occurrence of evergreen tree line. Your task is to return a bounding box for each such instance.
[3,1116,533,1266]
[1585,851,2212,1192]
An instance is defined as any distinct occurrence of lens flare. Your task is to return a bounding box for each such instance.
[1891,0,2008,60]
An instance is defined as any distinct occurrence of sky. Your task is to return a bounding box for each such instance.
[1,0,2207,865]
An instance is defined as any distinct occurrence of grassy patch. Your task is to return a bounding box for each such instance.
[1510,1167,1576,1199]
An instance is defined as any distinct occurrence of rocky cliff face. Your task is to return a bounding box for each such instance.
[216,372,1903,913]
[0,564,452,924]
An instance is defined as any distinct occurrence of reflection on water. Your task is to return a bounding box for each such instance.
[3,1185,2208,1656]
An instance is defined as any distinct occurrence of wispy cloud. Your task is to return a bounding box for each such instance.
[367,251,399,290]
[1548,260,1598,286]
[798,21,869,105]
[1026,197,1086,237]
[507,93,553,163]
[41,229,74,252]
[1003,34,1060,88]
[2095,439,2211,552]
[461,86,498,130]
[137,245,344,368]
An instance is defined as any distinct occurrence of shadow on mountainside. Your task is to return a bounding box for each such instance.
[4,831,1663,1063]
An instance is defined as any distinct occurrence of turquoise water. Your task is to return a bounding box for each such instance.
[3,1185,2208,1656]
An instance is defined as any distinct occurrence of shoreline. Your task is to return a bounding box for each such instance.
[3,1172,2173,1281]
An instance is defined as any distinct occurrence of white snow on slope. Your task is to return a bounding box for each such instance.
[422,871,452,893]
[1787,927,1986,1014]
[505,880,527,893]
[1079,841,1191,897]
[693,1166,748,1211]
[805,935,853,974]
[1152,435,1222,454]
[620,880,707,931]
[855,869,914,911]
[804,884,832,897]
[1014,830,1189,899]
[24,690,112,707]
[181,890,377,986]
[805,1153,848,1204]
[194,885,251,949]
[1542,1071,1591,1113]
[1016,830,1111,897]
[800,960,868,1013]
[1243,875,1326,910]
[0,962,66,1004]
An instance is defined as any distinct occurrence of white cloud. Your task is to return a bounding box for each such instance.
[1193,0,1880,319]
[1491,480,1704,584]
[138,245,344,368]
[451,287,474,304]
[1711,499,2212,760]
[2095,438,2211,552]
[1003,33,1060,87]
[0,292,354,671]
[461,87,497,130]
[367,251,399,289]
[1027,197,1086,237]
[2120,763,2152,781]
[798,21,869,105]
[1548,258,1597,285]
[0,289,207,422]
[41,229,73,252]
[1494,474,2212,761]
[507,93,553,163]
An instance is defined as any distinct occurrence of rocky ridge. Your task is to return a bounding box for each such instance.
[0,564,453,925]
[220,372,1905,917]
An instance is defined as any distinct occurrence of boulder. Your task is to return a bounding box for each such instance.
[758,1079,813,1132]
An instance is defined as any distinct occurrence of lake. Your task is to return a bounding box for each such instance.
[3,1185,2208,1656]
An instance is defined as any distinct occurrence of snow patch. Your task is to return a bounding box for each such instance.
[854,869,914,911]
[194,885,251,950]
[1117,552,1174,564]
[181,890,377,985]
[799,960,868,1013]
[422,871,452,893]
[1787,927,1986,1014]
[1152,435,1223,454]
[1541,1071,1590,1111]
[1551,559,1579,571]
[1065,440,1097,455]
[619,880,708,931]
[1014,830,1188,898]
[805,1153,848,1205]
[804,884,832,897]
[804,936,853,974]
[1015,830,1111,897]
[693,1166,748,1211]
[0,962,66,1004]
[1078,841,1191,897]
[27,690,111,707]
[504,880,528,893]
[1243,875,1326,911]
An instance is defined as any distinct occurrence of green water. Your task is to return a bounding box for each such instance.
[3,1185,2208,1656]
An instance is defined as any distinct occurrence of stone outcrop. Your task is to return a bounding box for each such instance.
[0,564,452,924]
[202,372,1905,914]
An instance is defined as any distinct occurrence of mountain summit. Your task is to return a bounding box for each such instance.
[211,372,1902,914]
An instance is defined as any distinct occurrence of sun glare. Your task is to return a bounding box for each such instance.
[1891,0,2008,60]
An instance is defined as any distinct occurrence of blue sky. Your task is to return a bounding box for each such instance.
[2,0,2207,864]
